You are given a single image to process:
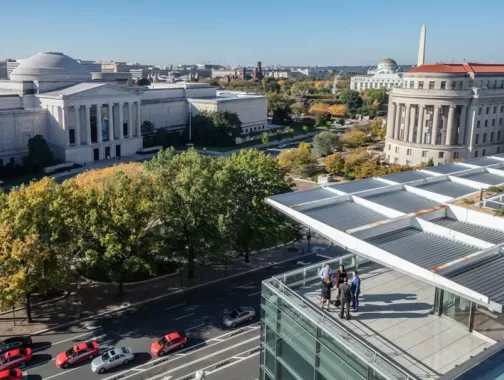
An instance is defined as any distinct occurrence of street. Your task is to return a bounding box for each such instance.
[22,254,324,380]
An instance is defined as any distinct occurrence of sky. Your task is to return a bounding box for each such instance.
[2,0,504,67]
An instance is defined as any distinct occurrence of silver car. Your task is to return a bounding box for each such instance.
[223,306,256,327]
[91,347,134,374]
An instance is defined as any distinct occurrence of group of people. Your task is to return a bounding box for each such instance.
[319,263,360,320]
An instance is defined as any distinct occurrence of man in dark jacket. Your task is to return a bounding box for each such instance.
[338,280,353,320]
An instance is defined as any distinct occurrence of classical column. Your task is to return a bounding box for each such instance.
[387,102,396,138]
[118,102,124,140]
[128,102,133,138]
[394,103,401,140]
[61,106,70,147]
[417,105,425,144]
[85,105,92,145]
[97,104,103,143]
[108,103,114,141]
[446,106,456,146]
[404,104,411,142]
[432,105,440,145]
[136,102,141,137]
[74,105,81,146]
[458,106,467,145]
[408,106,416,142]
[468,107,477,150]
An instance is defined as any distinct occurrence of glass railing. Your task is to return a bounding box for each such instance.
[265,253,417,380]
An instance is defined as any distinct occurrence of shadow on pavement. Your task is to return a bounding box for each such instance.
[32,341,52,353]
[102,352,152,374]
[28,353,53,368]
[25,375,42,380]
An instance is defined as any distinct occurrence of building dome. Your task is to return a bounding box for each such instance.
[377,58,398,71]
[10,52,92,82]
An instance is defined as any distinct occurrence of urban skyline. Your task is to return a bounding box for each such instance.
[2,0,504,66]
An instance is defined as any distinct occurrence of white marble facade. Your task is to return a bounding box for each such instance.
[0,52,268,166]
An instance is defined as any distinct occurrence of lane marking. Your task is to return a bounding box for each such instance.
[204,351,260,376]
[52,331,93,345]
[185,323,205,332]
[166,303,186,311]
[247,291,261,297]
[40,366,82,380]
[175,313,195,320]
[212,338,224,342]
[101,326,259,380]
[142,337,259,380]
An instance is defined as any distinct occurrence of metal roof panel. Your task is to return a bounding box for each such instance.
[463,157,504,167]
[271,188,336,207]
[424,164,472,174]
[303,200,387,231]
[415,180,477,198]
[362,190,439,213]
[326,178,389,194]
[380,171,435,183]
[456,172,504,186]
[365,228,479,270]
[432,217,504,244]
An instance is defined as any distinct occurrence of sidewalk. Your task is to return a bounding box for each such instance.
[0,238,334,337]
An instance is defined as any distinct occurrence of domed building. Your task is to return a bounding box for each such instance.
[350,58,404,91]
[0,52,267,166]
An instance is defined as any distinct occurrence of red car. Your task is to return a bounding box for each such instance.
[55,341,99,369]
[150,332,187,357]
[0,349,32,371]
[0,369,22,380]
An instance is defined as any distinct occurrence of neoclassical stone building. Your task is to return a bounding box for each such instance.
[385,63,504,166]
[0,52,267,165]
[350,58,404,91]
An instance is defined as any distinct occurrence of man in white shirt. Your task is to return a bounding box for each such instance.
[319,263,333,280]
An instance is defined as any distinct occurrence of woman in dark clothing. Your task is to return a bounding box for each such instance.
[320,274,333,311]
[335,264,348,289]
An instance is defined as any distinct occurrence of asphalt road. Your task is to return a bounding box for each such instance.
[23,253,324,380]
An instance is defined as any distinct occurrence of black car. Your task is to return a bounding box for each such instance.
[0,336,32,355]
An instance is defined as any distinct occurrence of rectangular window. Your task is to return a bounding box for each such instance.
[9,157,15,165]
[501,80,504,89]
[483,149,486,156]
[485,120,488,128]
[441,81,446,89]
[426,105,433,114]
[483,133,487,143]
[395,146,399,153]
[394,157,399,164]
[439,152,445,158]
[500,118,503,126]
[429,81,435,89]
[494,106,498,114]
[407,149,412,155]
[451,81,457,89]
[123,122,128,137]
[498,131,502,141]
[492,119,496,126]
[477,121,481,128]
[486,106,490,114]
[418,81,424,89]
[409,81,414,88]
[69,129,76,144]
[454,152,459,159]
[478,107,482,115]
[491,132,494,142]
[422,151,428,157]
[460,81,464,89]
[475,134,480,144]
[388,144,391,150]
[475,150,479,157]
[501,106,504,113]
[498,147,501,153]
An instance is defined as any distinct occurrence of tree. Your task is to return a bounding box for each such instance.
[290,102,306,118]
[308,103,330,115]
[278,143,316,177]
[191,110,242,146]
[145,148,225,279]
[344,147,371,167]
[137,78,151,86]
[315,113,332,126]
[362,88,388,105]
[141,121,155,136]
[267,93,288,113]
[272,103,293,126]
[427,158,435,167]
[217,150,298,263]
[336,79,350,90]
[327,104,348,117]
[302,125,309,134]
[25,135,55,170]
[262,77,280,93]
[262,132,269,145]
[68,165,159,299]
[313,132,340,156]
[325,153,344,175]
[275,129,282,141]
[0,178,76,322]
[370,117,386,140]
[339,90,362,113]
[339,130,368,148]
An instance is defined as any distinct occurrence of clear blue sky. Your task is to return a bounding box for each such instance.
[2,0,504,67]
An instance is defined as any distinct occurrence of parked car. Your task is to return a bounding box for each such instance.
[0,349,32,371]
[0,369,22,380]
[91,347,134,374]
[0,337,32,356]
[223,306,256,327]
[150,332,187,357]
[56,341,99,369]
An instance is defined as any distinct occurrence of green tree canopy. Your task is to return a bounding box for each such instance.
[25,135,55,169]
[262,77,280,93]
[272,103,293,126]
[339,89,363,113]
[313,131,340,156]
[191,110,242,146]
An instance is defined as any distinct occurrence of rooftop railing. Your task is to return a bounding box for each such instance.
[265,253,418,380]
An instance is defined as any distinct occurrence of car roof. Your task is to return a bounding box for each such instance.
[3,349,22,358]
[166,332,181,340]
[75,343,89,351]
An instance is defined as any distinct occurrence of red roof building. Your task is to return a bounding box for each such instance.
[409,63,504,74]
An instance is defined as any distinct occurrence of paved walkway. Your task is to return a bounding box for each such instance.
[0,238,332,337]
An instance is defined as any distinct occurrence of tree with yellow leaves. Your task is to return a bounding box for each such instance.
[325,153,345,175]
[308,103,330,115]
[327,104,348,117]
[370,117,387,140]
[0,178,76,322]
[339,130,368,147]
[278,142,316,177]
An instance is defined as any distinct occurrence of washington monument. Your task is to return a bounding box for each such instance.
[417,25,426,67]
